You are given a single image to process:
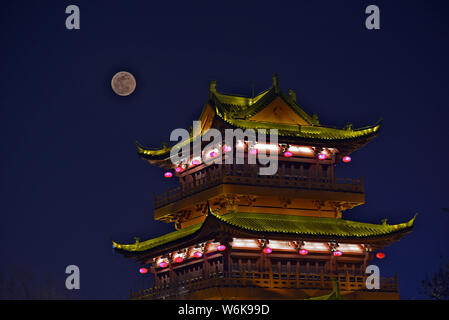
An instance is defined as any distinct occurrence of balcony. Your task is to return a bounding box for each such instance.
[154,166,363,209]
[130,271,397,300]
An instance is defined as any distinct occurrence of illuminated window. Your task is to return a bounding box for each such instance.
[268,240,295,251]
[231,238,259,248]
[288,146,313,153]
[303,241,329,252]
[338,243,363,253]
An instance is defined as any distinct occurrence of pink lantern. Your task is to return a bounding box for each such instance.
[318,153,326,160]
[174,256,184,263]
[217,244,226,251]
[263,247,272,254]
[191,159,200,165]
[158,261,168,268]
[299,249,308,256]
[193,251,203,258]
[164,172,173,178]
[175,167,184,173]
[333,250,342,257]
[284,151,293,157]
[209,151,218,158]
[342,156,351,163]
[250,148,258,155]
[139,267,148,274]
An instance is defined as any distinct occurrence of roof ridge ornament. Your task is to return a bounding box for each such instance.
[209,80,217,94]
[272,73,279,93]
[206,200,213,216]
[208,80,217,100]
[288,88,297,102]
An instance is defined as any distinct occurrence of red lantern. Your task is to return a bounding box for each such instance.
[175,167,184,173]
[284,151,293,157]
[139,267,148,274]
[174,256,184,263]
[164,171,173,178]
[376,252,386,259]
[191,159,200,165]
[333,250,342,257]
[158,261,168,268]
[299,249,308,256]
[217,244,226,251]
[342,156,351,163]
[263,247,272,254]
[209,151,218,158]
[193,251,203,258]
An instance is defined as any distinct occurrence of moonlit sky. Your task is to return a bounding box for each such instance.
[1,0,448,299]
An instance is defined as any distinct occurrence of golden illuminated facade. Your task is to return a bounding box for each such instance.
[113,75,415,300]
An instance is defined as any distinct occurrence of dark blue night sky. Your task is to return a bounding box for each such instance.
[1,0,448,299]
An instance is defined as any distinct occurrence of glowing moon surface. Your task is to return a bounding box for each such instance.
[111,71,136,96]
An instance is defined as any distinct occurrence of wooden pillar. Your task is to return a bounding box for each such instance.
[222,242,231,277]
[329,255,336,274]
[169,262,175,285]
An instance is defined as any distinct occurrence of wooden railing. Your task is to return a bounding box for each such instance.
[154,166,363,208]
[130,271,397,300]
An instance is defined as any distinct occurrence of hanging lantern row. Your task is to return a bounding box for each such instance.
[152,245,226,269]
[146,244,377,272]
[260,247,342,256]
[163,143,352,177]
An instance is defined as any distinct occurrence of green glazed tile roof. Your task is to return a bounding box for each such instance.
[112,211,416,253]
[136,83,380,159]
[213,212,416,237]
[220,118,380,140]
[211,87,316,125]
[112,223,202,252]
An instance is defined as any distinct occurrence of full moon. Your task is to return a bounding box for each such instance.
[111,71,136,96]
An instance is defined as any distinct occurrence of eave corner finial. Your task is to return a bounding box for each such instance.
[408,213,419,226]
[135,141,144,153]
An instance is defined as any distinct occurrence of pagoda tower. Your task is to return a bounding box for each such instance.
[113,75,415,300]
